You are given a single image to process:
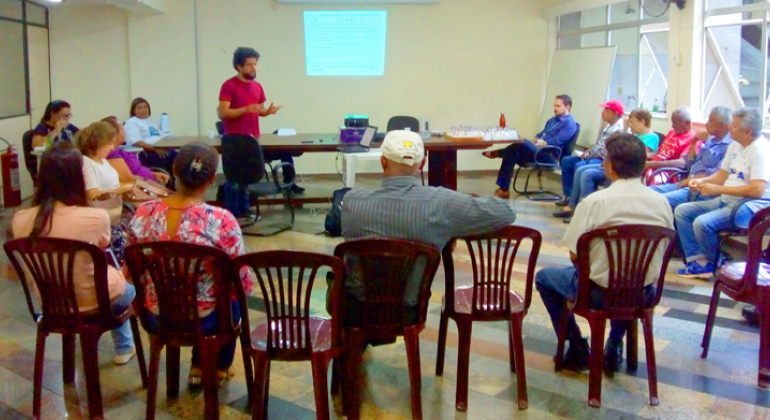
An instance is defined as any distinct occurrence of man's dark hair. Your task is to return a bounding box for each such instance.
[605,133,647,179]
[233,47,260,70]
[556,94,572,109]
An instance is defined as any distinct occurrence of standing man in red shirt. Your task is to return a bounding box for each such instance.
[218,47,297,220]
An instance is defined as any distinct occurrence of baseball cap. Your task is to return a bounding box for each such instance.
[381,130,425,166]
[600,99,625,115]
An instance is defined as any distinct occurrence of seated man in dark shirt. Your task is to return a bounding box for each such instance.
[484,94,578,198]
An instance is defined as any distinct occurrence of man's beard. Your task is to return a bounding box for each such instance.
[243,71,256,80]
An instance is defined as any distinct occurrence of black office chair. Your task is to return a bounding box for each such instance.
[221,134,296,236]
[22,130,37,187]
[512,123,581,201]
[387,116,420,133]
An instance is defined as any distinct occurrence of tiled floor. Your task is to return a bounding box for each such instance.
[0,172,768,419]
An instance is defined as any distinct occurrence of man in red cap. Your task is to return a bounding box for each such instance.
[554,99,625,207]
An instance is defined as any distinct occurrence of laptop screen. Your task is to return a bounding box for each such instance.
[360,126,377,147]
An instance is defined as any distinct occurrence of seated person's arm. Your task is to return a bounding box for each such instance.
[124,122,156,152]
[700,179,767,199]
[31,134,47,148]
[646,158,686,170]
[106,158,138,183]
[448,193,517,239]
[539,121,576,148]
[570,251,578,267]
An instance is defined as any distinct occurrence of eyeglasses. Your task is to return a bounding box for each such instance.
[61,113,73,119]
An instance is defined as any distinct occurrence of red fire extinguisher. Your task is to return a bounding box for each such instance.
[1,145,21,208]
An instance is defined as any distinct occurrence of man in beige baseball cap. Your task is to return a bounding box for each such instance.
[378,130,426,176]
[333,130,516,339]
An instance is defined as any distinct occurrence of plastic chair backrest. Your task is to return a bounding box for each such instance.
[574,225,677,318]
[221,134,267,186]
[232,251,345,357]
[442,226,542,317]
[124,242,236,340]
[4,237,113,330]
[741,206,770,296]
[333,239,441,333]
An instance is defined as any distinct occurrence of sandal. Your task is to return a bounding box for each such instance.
[187,366,203,385]
[216,366,236,387]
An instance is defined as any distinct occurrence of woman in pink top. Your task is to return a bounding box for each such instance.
[125,143,253,385]
[12,142,137,365]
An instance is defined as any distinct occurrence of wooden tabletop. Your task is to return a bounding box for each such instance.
[155,133,521,152]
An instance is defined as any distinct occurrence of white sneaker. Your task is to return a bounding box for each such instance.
[113,347,136,365]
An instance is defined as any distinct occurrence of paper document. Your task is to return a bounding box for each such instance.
[277,128,297,136]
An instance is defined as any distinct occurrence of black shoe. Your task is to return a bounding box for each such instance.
[603,338,623,373]
[742,305,760,325]
[555,196,569,206]
[562,217,572,224]
[561,338,590,372]
[290,184,305,194]
[553,209,574,218]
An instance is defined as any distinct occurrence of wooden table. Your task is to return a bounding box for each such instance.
[157,133,520,190]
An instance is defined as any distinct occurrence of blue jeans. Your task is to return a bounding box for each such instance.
[674,198,757,263]
[536,267,653,345]
[496,141,547,190]
[145,301,241,369]
[568,164,608,209]
[561,157,602,197]
[649,184,713,211]
[224,181,251,218]
[111,283,136,355]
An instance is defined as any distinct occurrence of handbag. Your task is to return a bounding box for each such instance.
[123,178,171,204]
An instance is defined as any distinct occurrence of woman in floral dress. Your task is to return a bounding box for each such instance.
[125,142,253,385]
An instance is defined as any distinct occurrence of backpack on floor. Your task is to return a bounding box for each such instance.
[324,187,351,237]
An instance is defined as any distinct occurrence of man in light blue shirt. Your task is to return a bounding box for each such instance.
[650,106,733,210]
[484,95,578,198]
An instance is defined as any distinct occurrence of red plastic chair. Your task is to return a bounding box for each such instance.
[232,251,345,420]
[4,237,147,420]
[436,226,542,411]
[334,239,441,420]
[553,225,676,408]
[701,205,770,388]
[124,242,245,420]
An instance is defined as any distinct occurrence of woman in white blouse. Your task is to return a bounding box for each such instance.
[124,97,177,173]
[76,122,134,263]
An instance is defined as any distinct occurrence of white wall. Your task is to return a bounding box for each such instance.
[47,0,550,175]
[49,5,131,125]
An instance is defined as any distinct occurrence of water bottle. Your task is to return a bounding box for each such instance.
[159,113,170,134]
[653,99,659,113]
[500,112,506,128]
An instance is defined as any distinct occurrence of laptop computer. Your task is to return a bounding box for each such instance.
[337,126,377,153]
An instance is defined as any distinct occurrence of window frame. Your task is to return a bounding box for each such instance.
[556,0,670,116]
[0,0,48,121]
[702,2,770,125]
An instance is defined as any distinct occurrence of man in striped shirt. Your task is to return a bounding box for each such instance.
[337,131,516,328]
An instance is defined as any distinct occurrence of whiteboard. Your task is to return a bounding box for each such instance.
[540,47,617,148]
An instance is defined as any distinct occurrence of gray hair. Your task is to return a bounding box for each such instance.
[733,107,764,138]
[709,106,733,126]
[673,106,692,122]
